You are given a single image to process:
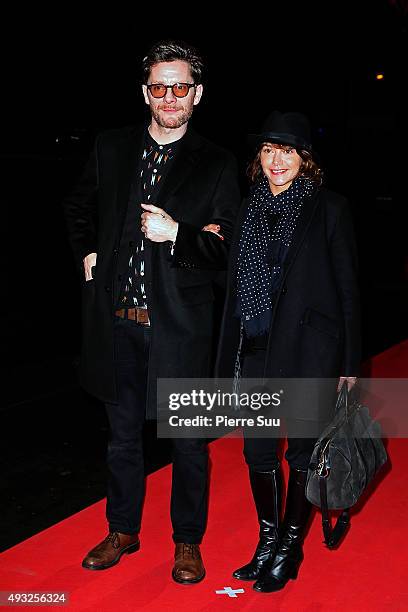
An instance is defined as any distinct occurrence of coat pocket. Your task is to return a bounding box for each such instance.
[303,308,340,340]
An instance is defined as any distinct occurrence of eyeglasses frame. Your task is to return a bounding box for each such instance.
[146,82,196,98]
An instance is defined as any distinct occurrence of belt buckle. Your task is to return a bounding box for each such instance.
[136,308,150,326]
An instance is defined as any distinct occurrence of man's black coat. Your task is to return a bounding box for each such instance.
[63,124,240,415]
[215,187,361,422]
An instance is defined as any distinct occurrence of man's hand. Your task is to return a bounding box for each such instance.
[83,252,97,281]
[141,203,178,243]
[337,376,357,392]
[202,223,224,240]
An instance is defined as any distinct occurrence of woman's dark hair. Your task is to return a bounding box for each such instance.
[248,143,323,186]
[142,40,204,84]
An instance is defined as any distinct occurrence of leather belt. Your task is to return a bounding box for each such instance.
[115,307,150,326]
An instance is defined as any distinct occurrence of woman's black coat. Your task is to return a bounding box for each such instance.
[215,187,361,422]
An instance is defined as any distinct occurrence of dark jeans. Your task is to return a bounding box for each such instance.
[243,434,317,472]
[241,347,322,472]
[105,318,208,544]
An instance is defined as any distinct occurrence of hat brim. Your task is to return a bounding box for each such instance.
[248,132,313,153]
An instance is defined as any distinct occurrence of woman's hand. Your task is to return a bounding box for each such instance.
[202,223,224,240]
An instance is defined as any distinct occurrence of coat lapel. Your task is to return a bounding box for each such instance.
[152,127,204,214]
[115,125,145,245]
[280,188,320,282]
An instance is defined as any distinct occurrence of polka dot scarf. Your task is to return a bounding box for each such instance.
[236,175,315,338]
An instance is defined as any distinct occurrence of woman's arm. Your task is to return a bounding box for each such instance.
[329,199,362,378]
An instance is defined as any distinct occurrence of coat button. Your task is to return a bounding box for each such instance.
[105,286,111,293]
[281,285,287,294]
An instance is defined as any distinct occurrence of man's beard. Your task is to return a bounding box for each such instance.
[150,105,194,129]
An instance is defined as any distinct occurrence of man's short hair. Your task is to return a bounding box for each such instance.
[142,40,204,84]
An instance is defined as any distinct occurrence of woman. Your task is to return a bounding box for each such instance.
[214,111,361,593]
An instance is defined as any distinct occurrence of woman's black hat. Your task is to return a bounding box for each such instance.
[248,110,313,153]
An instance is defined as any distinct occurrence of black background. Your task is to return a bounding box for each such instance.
[1,2,407,551]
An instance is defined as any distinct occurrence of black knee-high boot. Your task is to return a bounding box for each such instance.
[233,467,282,581]
[253,467,312,592]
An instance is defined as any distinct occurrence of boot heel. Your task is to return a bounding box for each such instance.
[289,564,299,580]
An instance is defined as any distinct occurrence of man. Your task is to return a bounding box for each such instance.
[63,40,240,584]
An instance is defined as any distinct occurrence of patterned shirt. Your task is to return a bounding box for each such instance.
[117,130,179,308]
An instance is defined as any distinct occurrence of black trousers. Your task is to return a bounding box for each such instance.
[241,347,321,472]
[105,318,208,544]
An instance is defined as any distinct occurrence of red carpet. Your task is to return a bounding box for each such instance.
[1,341,407,611]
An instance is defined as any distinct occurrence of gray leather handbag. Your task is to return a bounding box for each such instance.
[306,383,388,548]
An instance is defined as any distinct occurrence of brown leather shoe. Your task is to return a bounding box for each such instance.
[172,543,205,584]
[82,532,140,570]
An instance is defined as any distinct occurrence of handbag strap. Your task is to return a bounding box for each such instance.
[319,475,350,548]
[335,380,349,416]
